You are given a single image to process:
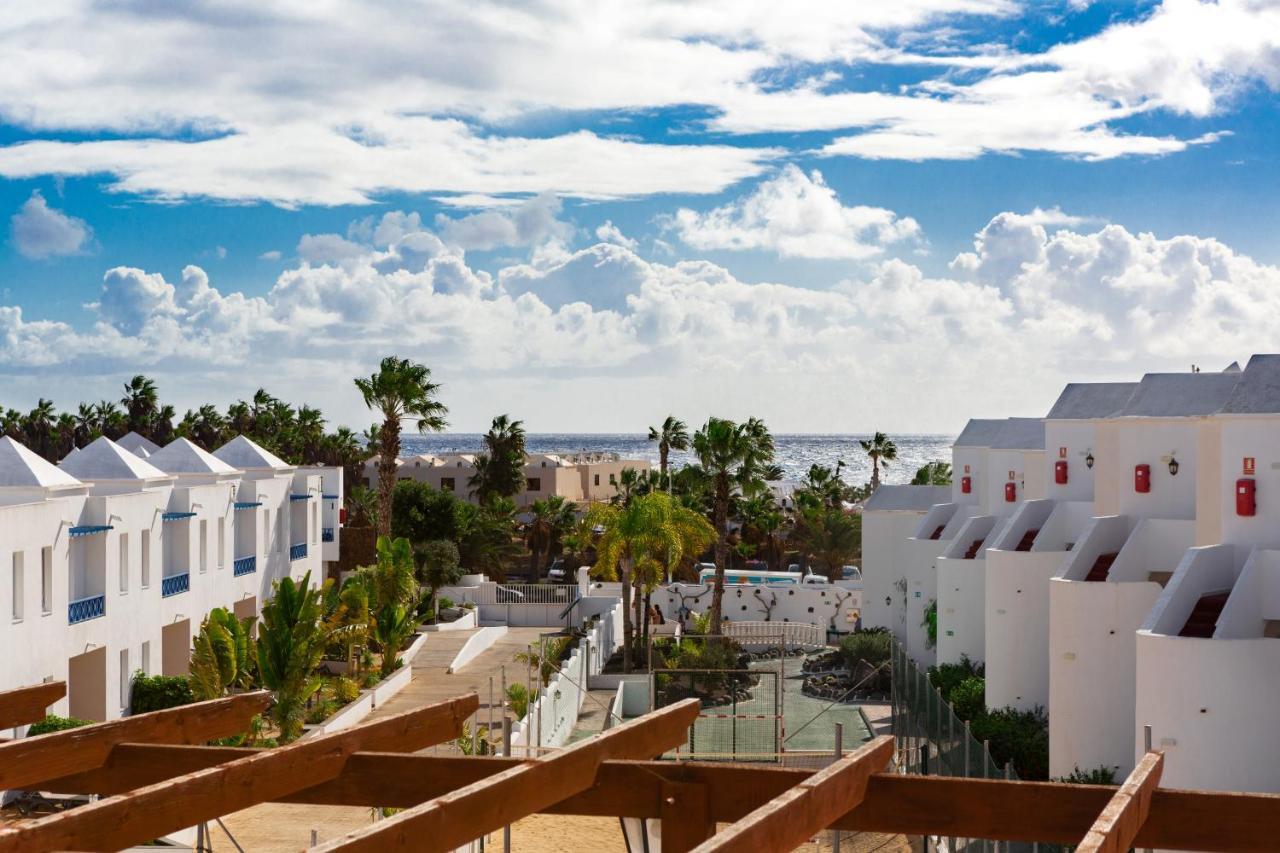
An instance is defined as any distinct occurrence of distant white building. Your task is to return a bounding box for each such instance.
[0,434,341,726]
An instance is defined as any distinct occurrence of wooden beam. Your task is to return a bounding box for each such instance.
[1077,751,1164,853]
[36,749,1280,852]
[0,690,270,791]
[312,697,702,853]
[690,735,893,853]
[0,681,66,730]
[660,781,714,853]
[0,693,477,853]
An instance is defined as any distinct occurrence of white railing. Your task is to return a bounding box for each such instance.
[469,583,578,605]
[723,621,823,648]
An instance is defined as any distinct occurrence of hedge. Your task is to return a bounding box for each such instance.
[28,714,92,735]
[130,673,195,714]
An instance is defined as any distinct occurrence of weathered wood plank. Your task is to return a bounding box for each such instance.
[690,736,893,853]
[1077,751,1163,853]
[0,693,477,853]
[661,781,715,853]
[0,681,66,730]
[0,690,270,791]
[311,698,701,853]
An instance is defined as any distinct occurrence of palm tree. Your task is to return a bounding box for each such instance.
[525,496,574,580]
[471,415,525,504]
[354,357,449,536]
[793,506,861,580]
[860,431,898,492]
[121,375,159,437]
[364,535,419,611]
[912,460,952,485]
[256,572,331,742]
[647,416,690,485]
[323,577,371,676]
[189,608,257,701]
[692,417,775,632]
[373,602,417,678]
[739,495,787,571]
[587,492,714,670]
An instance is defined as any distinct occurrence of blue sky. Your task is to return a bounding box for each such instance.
[1,1,1279,433]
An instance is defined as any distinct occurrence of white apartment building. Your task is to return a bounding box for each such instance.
[866,354,1280,794]
[0,434,341,727]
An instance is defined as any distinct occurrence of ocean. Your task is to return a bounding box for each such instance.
[399,433,955,489]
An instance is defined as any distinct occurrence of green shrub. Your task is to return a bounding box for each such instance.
[972,705,1050,781]
[305,699,340,725]
[949,676,986,723]
[332,676,361,704]
[27,714,92,735]
[1059,765,1117,785]
[837,628,892,691]
[928,656,985,701]
[506,683,529,719]
[361,670,382,689]
[438,597,455,611]
[129,672,195,714]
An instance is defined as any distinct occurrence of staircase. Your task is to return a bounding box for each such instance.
[962,539,986,560]
[929,525,946,541]
[1084,553,1118,582]
[1178,592,1230,638]
[1014,529,1039,552]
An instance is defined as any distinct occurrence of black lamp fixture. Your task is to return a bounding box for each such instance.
[1168,456,1180,476]
[1085,452,1095,469]
[885,595,892,607]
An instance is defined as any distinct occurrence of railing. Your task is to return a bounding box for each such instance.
[289,542,307,561]
[161,572,190,598]
[722,621,824,648]
[321,527,334,543]
[233,555,256,577]
[471,583,576,605]
[68,594,105,624]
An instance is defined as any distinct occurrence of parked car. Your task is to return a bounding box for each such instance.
[801,573,830,586]
[546,558,568,583]
[841,565,862,581]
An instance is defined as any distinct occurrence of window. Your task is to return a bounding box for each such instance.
[119,649,130,709]
[199,520,208,573]
[140,533,150,588]
[119,533,129,593]
[41,547,52,614]
[217,519,225,570]
[441,477,455,492]
[141,641,151,676]
[593,474,600,487]
[609,473,617,485]
[11,552,23,621]
[526,477,541,492]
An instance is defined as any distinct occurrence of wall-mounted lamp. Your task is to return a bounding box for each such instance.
[1168,456,1180,476]
[1085,452,1095,470]
[885,596,892,607]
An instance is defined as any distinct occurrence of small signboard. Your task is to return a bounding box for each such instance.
[1008,469,1016,480]
[1059,446,1068,458]
[1244,457,1256,476]
[964,464,970,474]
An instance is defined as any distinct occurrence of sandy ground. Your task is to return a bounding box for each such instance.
[482,814,916,852]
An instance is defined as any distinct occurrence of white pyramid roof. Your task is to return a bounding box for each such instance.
[59,436,170,482]
[149,438,240,476]
[213,435,290,470]
[0,437,83,489]
[117,431,161,457]
[61,446,81,463]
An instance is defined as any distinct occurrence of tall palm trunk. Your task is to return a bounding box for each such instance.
[708,476,730,634]
[641,589,652,658]
[870,456,881,492]
[376,417,400,537]
[620,556,633,673]
[528,545,541,581]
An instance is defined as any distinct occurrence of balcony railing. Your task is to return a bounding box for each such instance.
[68,594,105,624]
[321,527,334,542]
[161,572,190,598]
[289,542,307,561]
[233,555,256,577]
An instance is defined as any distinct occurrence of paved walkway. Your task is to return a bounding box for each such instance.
[213,626,554,850]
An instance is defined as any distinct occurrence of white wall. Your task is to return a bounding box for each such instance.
[1115,419,1200,521]
[1044,421,1100,504]
[952,446,987,508]
[984,547,1069,711]
[1215,417,1280,550]
[861,508,931,634]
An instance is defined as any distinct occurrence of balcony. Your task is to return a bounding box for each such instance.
[161,572,190,598]
[289,542,307,561]
[321,527,334,543]
[233,555,256,577]
[68,594,105,624]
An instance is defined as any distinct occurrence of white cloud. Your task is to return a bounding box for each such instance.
[9,191,93,259]
[668,166,920,259]
[595,221,638,251]
[0,0,1271,205]
[259,250,282,261]
[435,194,573,251]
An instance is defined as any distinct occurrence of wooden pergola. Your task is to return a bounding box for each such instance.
[0,681,1275,852]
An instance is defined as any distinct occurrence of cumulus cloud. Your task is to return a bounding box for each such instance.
[3,206,1279,431]
[9,191,93,259]
[594,221,638,251]
[435,194,573,251]
[668,166,920,259]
